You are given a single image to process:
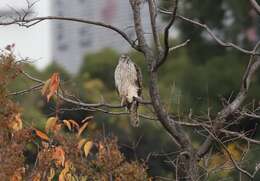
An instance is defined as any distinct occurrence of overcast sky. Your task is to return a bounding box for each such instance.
[0,0,50,69]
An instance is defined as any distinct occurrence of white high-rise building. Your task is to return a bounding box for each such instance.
[51,0,153,74]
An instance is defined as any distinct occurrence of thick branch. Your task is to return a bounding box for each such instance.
[197,42,260,158]
[149,71,192,148]
[148,0,162,51]
[129,0,149,53]
[249,0,260,15]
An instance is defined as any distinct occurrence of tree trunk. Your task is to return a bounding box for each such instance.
[176,151,200,181]
[147,63,201,180]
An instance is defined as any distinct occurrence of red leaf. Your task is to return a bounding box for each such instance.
[42,73,60,102]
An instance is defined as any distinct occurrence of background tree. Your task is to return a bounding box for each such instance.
[0,0,260,180]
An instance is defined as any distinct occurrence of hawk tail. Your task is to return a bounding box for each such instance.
[129,100,139,127]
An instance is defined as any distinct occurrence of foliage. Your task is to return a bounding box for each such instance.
[0,50,151,181]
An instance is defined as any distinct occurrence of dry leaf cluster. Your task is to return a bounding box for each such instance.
[0,47,151,181]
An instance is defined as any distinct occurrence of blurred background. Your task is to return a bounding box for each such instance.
[1,0,260,180]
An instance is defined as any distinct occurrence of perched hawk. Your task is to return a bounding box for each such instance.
[114,54,142,127]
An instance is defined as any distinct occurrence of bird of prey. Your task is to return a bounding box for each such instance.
[114,54,142,127]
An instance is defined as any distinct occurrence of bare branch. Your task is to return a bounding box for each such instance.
[60,106,156,121]
[153,0,179,71]
[220,129,260,145]
[19,71,151,110]
[205,127,254,179]
[159,9,260,56]
[218,41,260,118]
[197,42,260,158]
[0,15,141,52]
[169,39,190,52]
[8,83,43,96]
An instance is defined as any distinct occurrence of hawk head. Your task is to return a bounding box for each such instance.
[118,54,130,63]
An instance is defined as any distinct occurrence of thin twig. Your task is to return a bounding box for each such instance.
[158,9,260,56]
[0,15,141,52]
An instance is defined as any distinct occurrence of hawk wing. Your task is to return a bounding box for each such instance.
[114,62,121,95]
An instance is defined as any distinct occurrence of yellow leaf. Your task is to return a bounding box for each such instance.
[77,138,87,150]
[226,143,241,161]
[84,141,93,158]
[34,129,49,141]
[68,119,80,130]
[46,117,58,133]
[47,167,56,181]
[77,122,89,138]
[63,120,72,131]
[59,160,72,181]
[41,78,51,96]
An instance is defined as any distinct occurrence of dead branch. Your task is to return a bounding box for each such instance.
[0,16,141,52]
[197,42,260,158]
[159,9,260,56]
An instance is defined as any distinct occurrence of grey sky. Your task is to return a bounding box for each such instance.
[0,0,50,69]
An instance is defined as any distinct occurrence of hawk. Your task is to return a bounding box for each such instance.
[114,54,142,127]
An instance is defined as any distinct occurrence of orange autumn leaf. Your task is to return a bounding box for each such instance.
[10,168,24,181]
[10,174,22,181]
[48,72,60,101]
[52,146,65,167]
[63,120,72,131]
[41,73,60,102]
[34,129,49,141]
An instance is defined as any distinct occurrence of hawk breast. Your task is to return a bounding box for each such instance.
[114,55,141,103]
